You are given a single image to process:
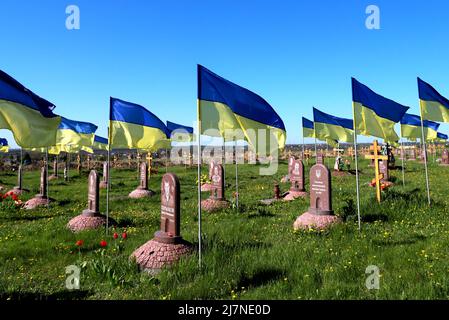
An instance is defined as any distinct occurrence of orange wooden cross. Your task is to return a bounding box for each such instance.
[365,140,388,203]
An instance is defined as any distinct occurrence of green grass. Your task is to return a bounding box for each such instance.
[0,157,449,300]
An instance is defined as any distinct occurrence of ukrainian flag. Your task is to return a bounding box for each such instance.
[56,117,98,151]
[418,78,449,123]
[352,78,409,143]
[110,97,171,151]
[400,113,439,141]
[166,121,194,142]
[92,135,108,151]
[0,138,8,152]
[29,146,62,155]
[302,117,315,138]
[0,70,61,148]
[198,65,286,155]
[437,132,448,140]
[313,107,354,144]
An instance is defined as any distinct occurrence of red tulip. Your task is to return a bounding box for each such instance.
[121,232,127,239]
[99,240,107,247]
[113,232,119,239]
[75,240,84,247]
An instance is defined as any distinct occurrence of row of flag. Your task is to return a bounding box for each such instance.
[302,78,449,146]
[2,65,449,157]
[0,69,195,155]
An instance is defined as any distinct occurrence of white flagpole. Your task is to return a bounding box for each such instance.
[235,140,239,210]
[352,103,361,231]
[419,102,431,205]
[106,125,111,235]
[400,125,405,188]
[46,148,49,209]
[197,100,202,268]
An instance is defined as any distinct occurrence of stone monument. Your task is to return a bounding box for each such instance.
[24,166,53,209]
[67,170,116,232]
[99,161,109,189]
[131,173,192,274]
[293,164,341,230]
[129,162,155,198]
[201,163,230,212]
[283,159,308,200]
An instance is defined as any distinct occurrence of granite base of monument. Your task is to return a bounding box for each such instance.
[7,187,29,196]
[67,210,117,233]
[23,195,53,210]
[200,183,214,192]
[131,237,192,275]
[293,212,341,230]
[128,188,155,198]
[283,190,308,201]
[48,175,58,181]
[331,170,348,177]
[201,198,230,212]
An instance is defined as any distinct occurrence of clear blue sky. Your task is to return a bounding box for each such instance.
[1,0,449,148]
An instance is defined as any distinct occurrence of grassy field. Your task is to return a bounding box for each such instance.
[0,156,448,300]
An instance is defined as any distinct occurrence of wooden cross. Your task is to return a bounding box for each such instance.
[146,153,153,179]
[365,140,388,203]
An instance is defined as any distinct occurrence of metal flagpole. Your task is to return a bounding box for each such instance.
[235,140,239,210]
[352,103,362,231]
[400,125,405,188]
[419,102,431,205]
[106,125,111,234]
[46,148,49,209]
[197,99,202,268]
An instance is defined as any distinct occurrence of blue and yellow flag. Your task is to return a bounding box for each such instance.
[56,117,98,152]
[400,113,440,141]
[418,78,449,123]
[110,97,171,151]
[437,132,448,140]
[0,138,9,152]
[92,135,108,151]
[198,65,286,155]
[313,108,354,144]
[0,70,61,148]
[352,78,409,143]
[302,117,315,138]
[166,121,194,142]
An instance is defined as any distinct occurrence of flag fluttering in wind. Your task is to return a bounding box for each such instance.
[166,121,194,142]
[0,138,8,152]
[198,65,286,155]
[400,113,440,141]
[302,117,315,138]
[313,107,354,144]
[437,132,448,141]
[109,97,171,151]
[352,78,409,143]
[0,70,61,148]
[418,78,449,123]
[92,135,108,151]
[56,117,98,152]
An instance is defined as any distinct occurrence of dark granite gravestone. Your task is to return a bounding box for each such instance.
[67,170,116,232]
[99,161,109,188]
[441,149,449,165]
[49,158,58,180]
[9,165,28,195]
[129,162,155,198]
[24,166,53,209]
[131,173,192,274]
[281,156,295,183]
[409,148,417,160]
[293,164,341,230]
[379,160,389,182]
[284,159,307,200]
[201,163,230,211]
